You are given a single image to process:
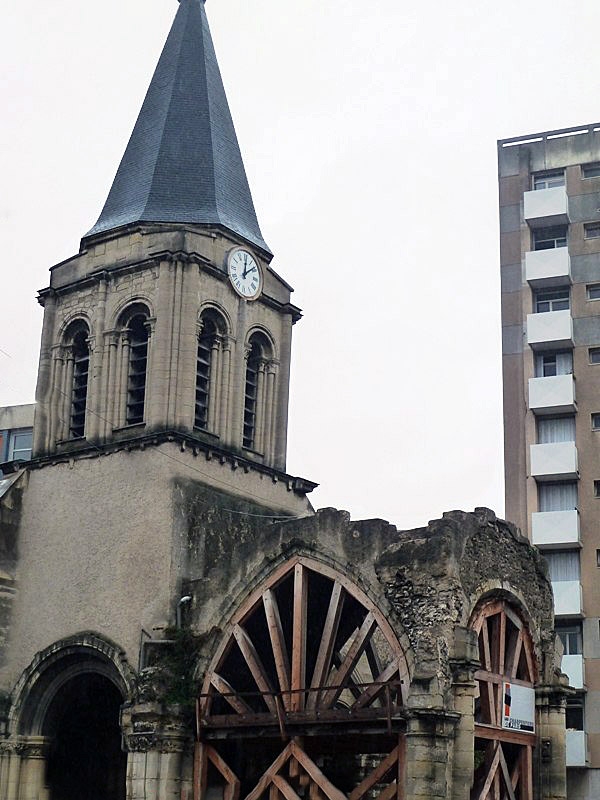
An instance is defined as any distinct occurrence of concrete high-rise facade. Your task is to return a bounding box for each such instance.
[499,122,600,799]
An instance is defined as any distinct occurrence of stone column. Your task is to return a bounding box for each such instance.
[143,318,156,424]
[60,351,75,441]
[208,337,222,434]
[32,290,58,457]
[122,703,193,800]
[117,332,131,428]
[16,737,50,800]
[536,683,570,800]
[404,675,458,800]
[102,331,119,438]
[254,359,267,454]
[219,336,233,443]
[147,257,175,430]
[47,345,64,452]
[265,360,278,466]
[87,272,109,442]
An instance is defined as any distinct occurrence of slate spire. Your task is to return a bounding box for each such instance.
[85,0,270,254]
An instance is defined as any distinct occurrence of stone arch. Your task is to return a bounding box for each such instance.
[245,325,277,361]
[198,301,232,335]
[195,555,408,800]
[468,595,538,800]
[9,632,136,737]
[57,311,93,341]
[111,295,155,329]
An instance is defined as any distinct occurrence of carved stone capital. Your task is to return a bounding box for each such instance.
[16,736,49,759]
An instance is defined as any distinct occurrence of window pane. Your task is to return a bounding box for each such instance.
[534,172,565,189]
[538,482,578,511]
[537,416,576,444]
[544,550,580,581]
[592,413,600,430]
[9,430,32,461]
[590,348,600,364]
[584,223,600,239]
[583,164,600,178]
[588,284,600,300]
[535,288,570,312]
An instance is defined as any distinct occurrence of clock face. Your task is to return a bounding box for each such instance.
[228,249,262,299]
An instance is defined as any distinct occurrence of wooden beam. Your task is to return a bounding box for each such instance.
[320,612,377,709]
[263,589,292,710]
[497,745,516,800]
[374,783,397,800]
[348,746,399,800]
[307,581,344,711]
[482,620,492,672]
[290,741,347,800]
[194,742,208,800]
[210,673,253,715]
[291,564,308,712]
[477,742,500,800]
[475,725,536,747]
[207,746,240,794]
[272,775,303,800]
[498,611,506,676]
[352,660,399,711]
[244,744,294,800]
[511,631,524,680]
[233,625,277,714]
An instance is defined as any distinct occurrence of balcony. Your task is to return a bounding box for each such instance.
[528,375,576,415]
[527,310,573,350]
[562,654,584,690]
[525,248,571,288]
[531,510,580,548]
[524,186,570,228]
[566,730,587,767]
[553,581,583,616]
[530,442,578,481]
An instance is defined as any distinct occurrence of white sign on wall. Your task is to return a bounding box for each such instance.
[502,682,535,734]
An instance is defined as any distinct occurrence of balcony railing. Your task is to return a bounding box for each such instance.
[553,581,583,616]
[562,654,584,690]
[525,248,571,288]
[524,186,570,227]
[527,310,573,350]
[528,374,576,415]
[566,729,587,767]
[531,510,580,548]
[530,442,578,481]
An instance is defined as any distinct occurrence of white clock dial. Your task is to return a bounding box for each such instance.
[227,249,262,299]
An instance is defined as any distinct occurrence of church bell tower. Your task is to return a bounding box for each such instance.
[33,0,302,476]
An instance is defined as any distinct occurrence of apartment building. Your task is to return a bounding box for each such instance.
[499,123,600,799]
[0,404,34,477]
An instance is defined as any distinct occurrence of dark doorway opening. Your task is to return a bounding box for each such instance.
[45,672,126,800]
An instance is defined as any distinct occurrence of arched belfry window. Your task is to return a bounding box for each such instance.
[125,314,149,425]
[196,558,409,800]
[70,328,90,438]
[470,598,536,800]
[195,311,228,434]
[59,320,90,441]
[243,331,276,455]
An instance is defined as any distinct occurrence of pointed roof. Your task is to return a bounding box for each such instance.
[85,0,270,254]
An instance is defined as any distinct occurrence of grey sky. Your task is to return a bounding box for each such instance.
[2,0,600,528]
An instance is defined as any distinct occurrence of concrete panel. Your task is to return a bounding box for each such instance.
[525,248,571,287]
[531,510,580,548]
[584,692,600,735]
[553,580,582,616]
[499,204,521,234]
[567,193,600,224]
[527,309,573,349]
[530,442,578,481]
[524,186,569,227]
[502,324,523,355]
[573,315,600,345]
[0,405,35,431]
[571,253,600,284]
[497,145,520,177]
[562,654,585,689]
[528,374,576,415]
[583,619,600,659]
[500,263,522,294]
[500,231,522,266]
[566,729,587,766]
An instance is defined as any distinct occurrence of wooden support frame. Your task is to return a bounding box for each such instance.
[470,598,536,800]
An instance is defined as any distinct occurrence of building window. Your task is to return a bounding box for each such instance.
[69,329,89,439]
[583,163,600,178]
[537,416,575,444]
[587,284,600,300]
[535,351,572,377]
[556,623,582,655]
[534,287,570,312]
[592,413,600,430]
[544,550,580,582]
[538,482,578,512]
[594,480,600,498]
[533,226,568,250]
[566,697,585,731]
[243,340,261,450]
[8,430,32,462]
[126,315,149,425]
[195,318,217,431]
[533,171,565,190]
[584,222,600,240]
[589,347,600,364]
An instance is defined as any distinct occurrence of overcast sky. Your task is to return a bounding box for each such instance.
[2,0,600,529]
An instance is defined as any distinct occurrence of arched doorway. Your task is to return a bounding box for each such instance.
[470,598,537,800]
[197,557,409,800]
[44,672,126,800]
[9,635,134,800]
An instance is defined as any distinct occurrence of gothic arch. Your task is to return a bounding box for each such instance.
[196,556,408,800]
[9,632,136,737]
